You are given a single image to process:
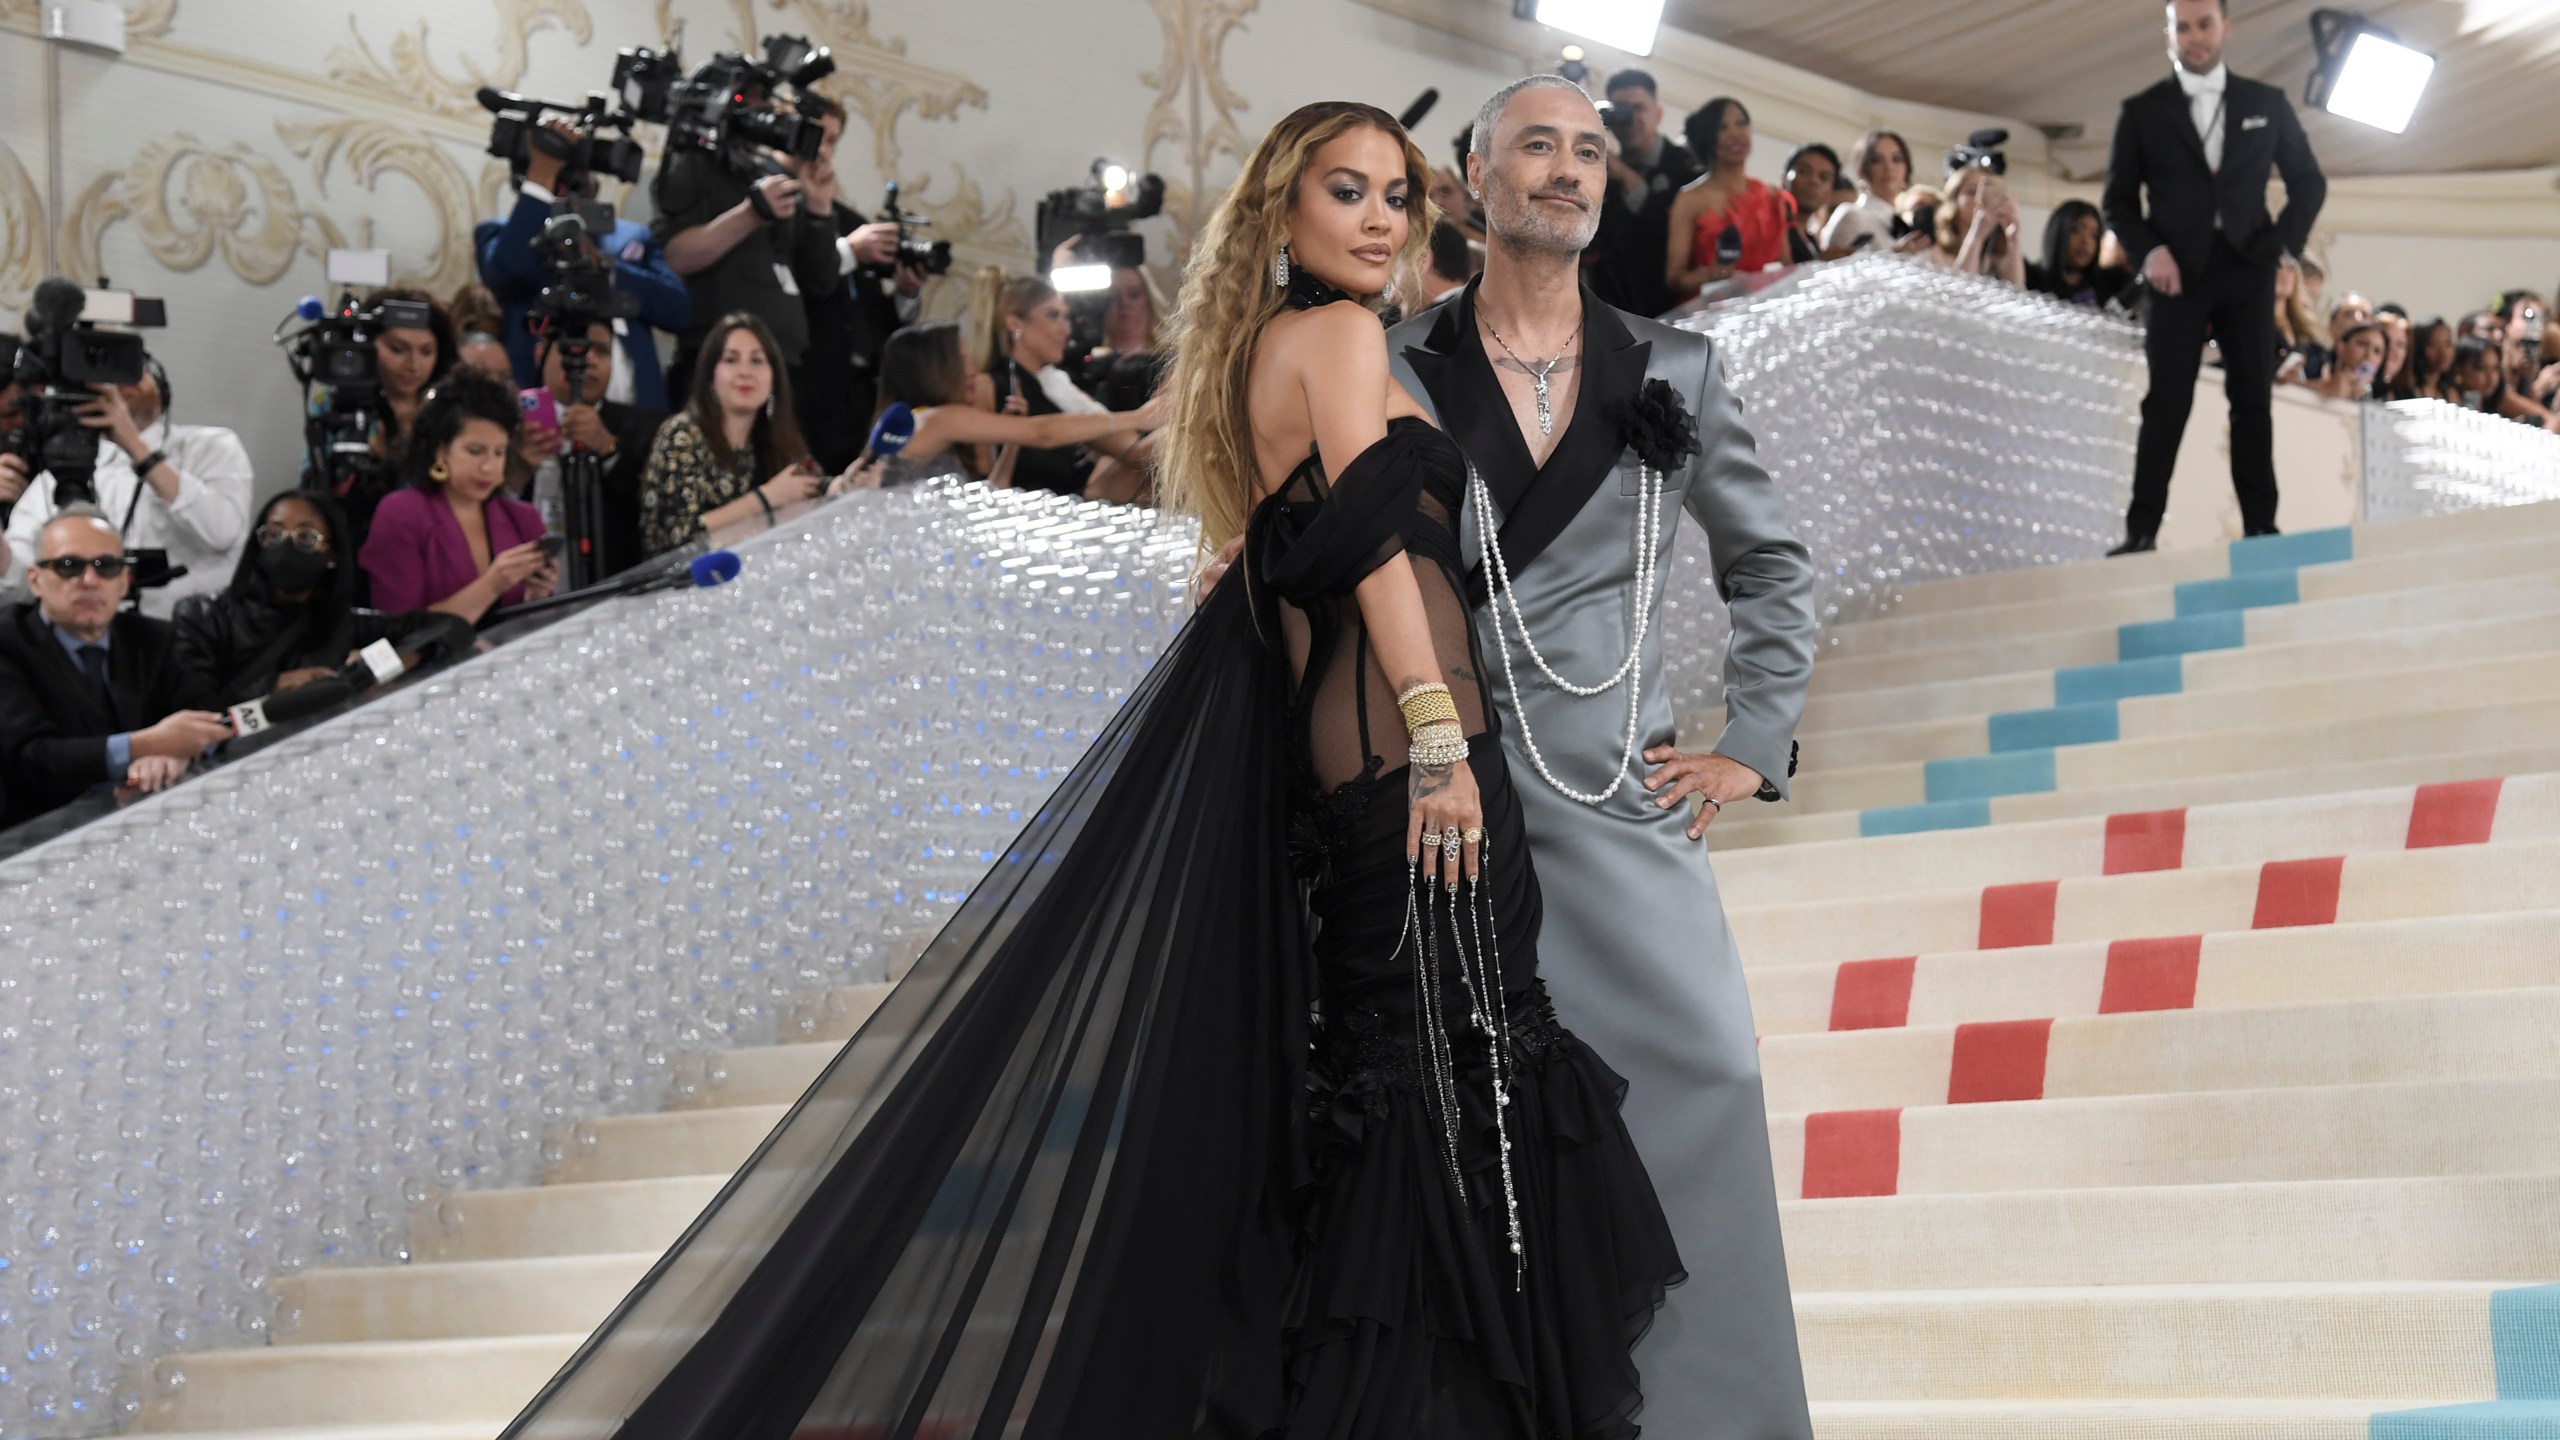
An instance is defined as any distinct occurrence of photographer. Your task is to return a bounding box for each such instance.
[512,317,664,575]
[475,117,692,411]
[357,369,558,622]
[1589,68,1701,318]
[2,352,252,616]
[0,507,227,824]
[796,100,920,472]
[173,491,468,708]
[650,85,852,405]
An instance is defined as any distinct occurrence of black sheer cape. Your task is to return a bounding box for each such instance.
[498,575,1313,1440]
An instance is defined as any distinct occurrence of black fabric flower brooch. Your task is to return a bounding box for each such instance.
[1622,377,1702,476]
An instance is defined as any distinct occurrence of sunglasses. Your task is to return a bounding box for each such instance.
[255,524,331,552]
[35,555,129,580]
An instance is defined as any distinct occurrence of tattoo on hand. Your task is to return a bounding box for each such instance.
[1410,761,1453,799]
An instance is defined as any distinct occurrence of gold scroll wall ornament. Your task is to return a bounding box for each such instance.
[327,0,597,123]
[1140,0,1258,276]
[281,117,481,295]
[0,139,46,313]
[59,134,312,290]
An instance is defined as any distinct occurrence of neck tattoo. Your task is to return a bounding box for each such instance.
[1481,315,1581,437]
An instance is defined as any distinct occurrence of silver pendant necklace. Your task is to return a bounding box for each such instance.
[1481,316,1580,436]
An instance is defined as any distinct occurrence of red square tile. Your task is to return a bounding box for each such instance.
[1947,1018,2054,1103]
[1802,1108,1902,1198]
[1829,957,1918,1030]
[2252,856,2345,929]
[2406,779,2503,850]
[1978,881,2060,950]
[2099,935,2204,1013]
[2103,809,2188,875]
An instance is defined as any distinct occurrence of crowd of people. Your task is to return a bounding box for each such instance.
[0,52,2553,834]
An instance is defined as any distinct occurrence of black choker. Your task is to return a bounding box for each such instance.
[1283,266,1354,311]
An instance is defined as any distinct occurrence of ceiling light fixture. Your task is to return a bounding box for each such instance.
[1518,0,1666,58]
[2305,9,2435,133]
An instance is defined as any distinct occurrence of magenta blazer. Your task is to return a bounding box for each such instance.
[358,487,549,613]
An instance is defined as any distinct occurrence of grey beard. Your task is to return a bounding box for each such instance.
[1486,193,1598,257]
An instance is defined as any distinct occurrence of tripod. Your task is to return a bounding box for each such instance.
[550,334,612,590]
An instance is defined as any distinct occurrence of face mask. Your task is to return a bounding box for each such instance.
[258,541,335,593]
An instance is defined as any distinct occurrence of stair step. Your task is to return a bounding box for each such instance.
[1806,1397,2456,1439]
[1782,1175,2560,1291]
[1796,1280,2525,1401]
[276,1252,654,1345]
[675,1040,842,1108]
[1808,649,2560,770]
[1786,696,2560,817]
[1746,910,2560,1037]
[1761,987,2560,1113]
[139,1334,581,1431]
[1814,572,2560,696]
[1732,836,2560,969]
[545,1104,788,1184]
[135,1428,496,1440]
[1770,1077,2560,1200]
[412,1174,727,1263]
[1826,531,2560,663]
[779,980,895,1043]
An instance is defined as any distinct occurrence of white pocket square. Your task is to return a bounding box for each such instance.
[2240,115,2270,131]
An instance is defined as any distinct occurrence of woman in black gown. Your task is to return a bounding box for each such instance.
[494,103,1678,1440]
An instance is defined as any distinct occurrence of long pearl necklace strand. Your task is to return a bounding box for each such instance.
[1467,455,1669,806]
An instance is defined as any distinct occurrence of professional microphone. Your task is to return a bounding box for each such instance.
[224,638,417,737]
[865,402,915,461]
[614,548,746,597]
[1398,89,1440,132]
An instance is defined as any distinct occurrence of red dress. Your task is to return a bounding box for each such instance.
[1683,178,1797,299]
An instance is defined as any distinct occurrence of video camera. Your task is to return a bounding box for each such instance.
[1037,162,1166,362]
[1946,128,2010,177]
[876,182,952,277]
[475,85,646,189]
[275,252,433,503]
[7,278,162,509]
[615,33,835,177]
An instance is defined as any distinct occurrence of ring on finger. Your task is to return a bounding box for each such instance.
[1702,795,1723,813]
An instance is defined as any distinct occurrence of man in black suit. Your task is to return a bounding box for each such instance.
[2102,0,2326,554]
[0,508,229,826]
[516,319,668,578]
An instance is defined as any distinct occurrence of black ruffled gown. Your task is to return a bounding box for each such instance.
[492,378,1680,1440]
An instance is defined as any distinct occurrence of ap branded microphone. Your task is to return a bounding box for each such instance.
[865,402,915,461]
[227,639,415,737]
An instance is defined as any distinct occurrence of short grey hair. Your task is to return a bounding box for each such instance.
[1471,74,1594,159]
[36,503,119,555]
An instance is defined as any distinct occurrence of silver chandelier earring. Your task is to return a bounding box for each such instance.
[1274,242,1291,289]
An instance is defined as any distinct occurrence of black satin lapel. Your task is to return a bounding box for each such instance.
[1467,295,1651,603]
[1403,281,1538,520]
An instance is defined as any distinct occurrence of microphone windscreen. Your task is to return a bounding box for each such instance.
[476,85,510,113]
[29,278,85,329]
[865,402,915,458]
[1398,88,1440,131]
[296,296,327,321]
[690,550,743,588]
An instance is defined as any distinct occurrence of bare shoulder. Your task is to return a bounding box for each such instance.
[1263,299,1390,379]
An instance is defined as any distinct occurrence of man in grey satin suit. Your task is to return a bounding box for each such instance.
[1386,76,1819,1437]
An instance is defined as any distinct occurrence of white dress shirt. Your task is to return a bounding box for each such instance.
[2177,61,2229,173]
[1818,191,1899,257]
[6,417,255,617]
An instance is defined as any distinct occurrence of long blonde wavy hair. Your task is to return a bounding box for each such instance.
[1160,101,1437,552]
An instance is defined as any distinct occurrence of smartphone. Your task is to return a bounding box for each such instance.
[519,388,562,437]
[536,534,567,558]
